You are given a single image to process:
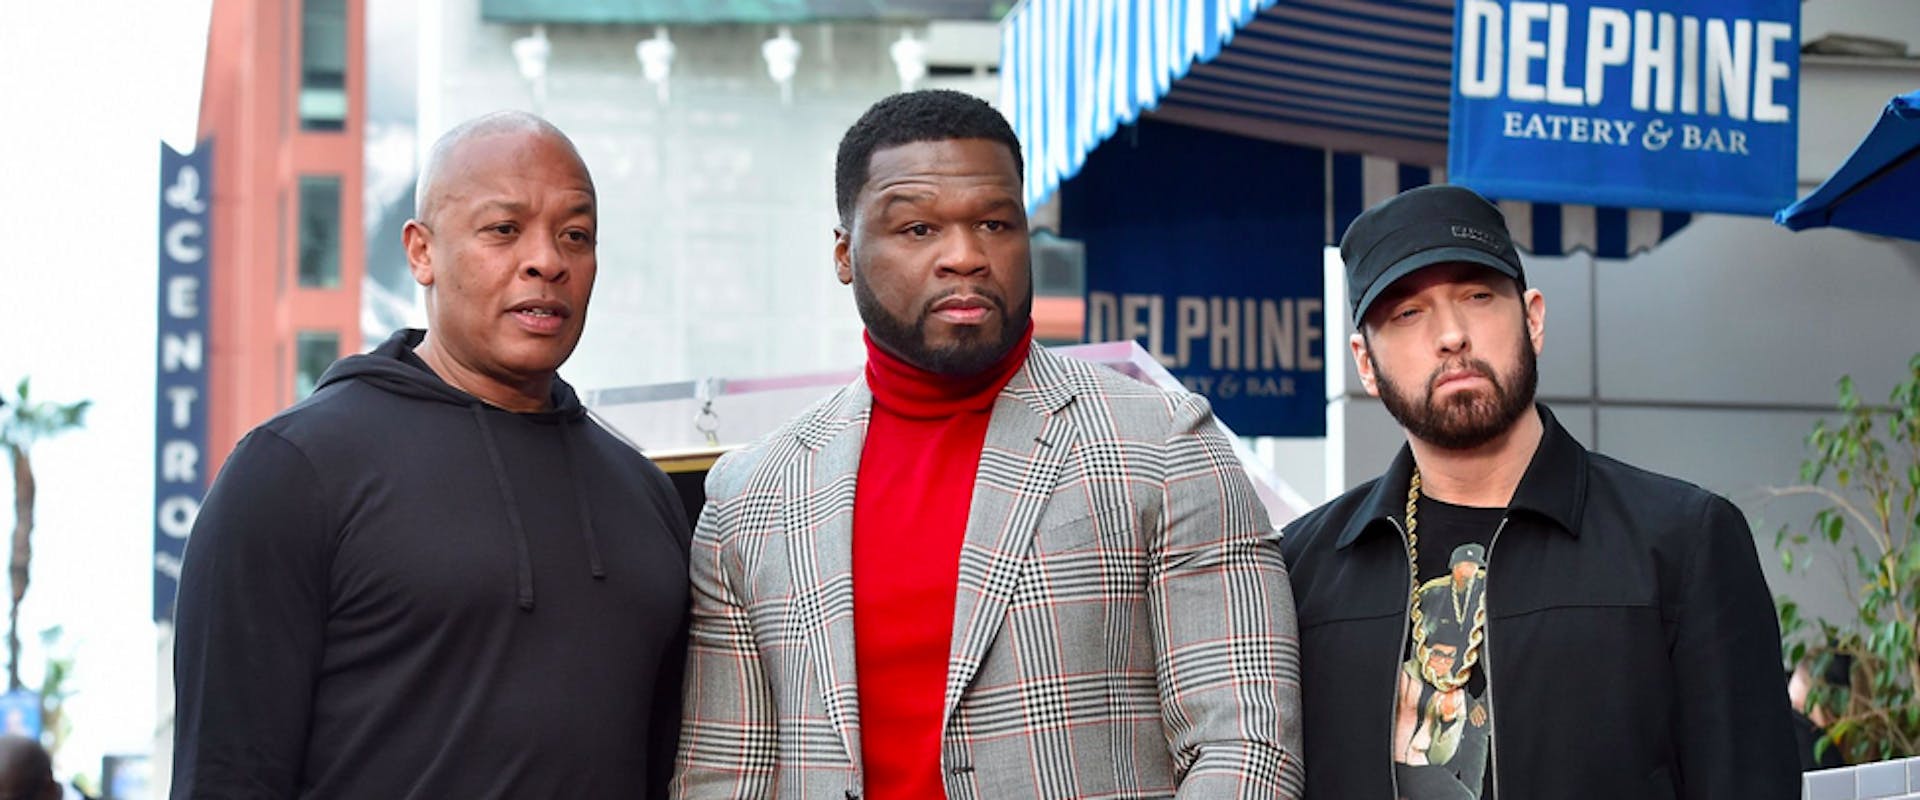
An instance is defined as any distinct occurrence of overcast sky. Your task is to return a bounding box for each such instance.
[0,0,211,784]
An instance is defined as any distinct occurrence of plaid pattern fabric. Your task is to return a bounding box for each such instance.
[672,345,1304,800]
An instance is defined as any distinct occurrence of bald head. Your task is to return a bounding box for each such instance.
[413,111,592,228]
[399,110,600,411]
[0,735,56,800]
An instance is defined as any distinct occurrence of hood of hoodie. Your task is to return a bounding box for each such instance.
[316,328,587,420]
[314,328,605,611]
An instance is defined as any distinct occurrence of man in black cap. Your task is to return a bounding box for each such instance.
[1280,184,1799,799]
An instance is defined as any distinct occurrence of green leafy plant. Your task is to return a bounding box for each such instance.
[1774,353,1920,764]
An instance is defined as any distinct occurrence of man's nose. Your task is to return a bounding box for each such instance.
[1434,304,1470,354]
[934,229,990,277]
[520,235,570,281]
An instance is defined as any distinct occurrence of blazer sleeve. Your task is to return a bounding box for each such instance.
[171,428,331,799]
[671,482,779,799]
[1672,495,1802,800]
[1151,393,1306,799]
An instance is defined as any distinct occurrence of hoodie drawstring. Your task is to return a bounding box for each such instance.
[559,430,608,580]
[335,331,608,613]
[472,404,538,612]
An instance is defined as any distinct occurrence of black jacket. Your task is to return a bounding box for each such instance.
[173,329,692,799]
[1281,405,1799,800]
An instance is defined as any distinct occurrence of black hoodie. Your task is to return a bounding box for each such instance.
[172,329,691,800]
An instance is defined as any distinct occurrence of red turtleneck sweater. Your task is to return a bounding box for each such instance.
[852,325,1033,799]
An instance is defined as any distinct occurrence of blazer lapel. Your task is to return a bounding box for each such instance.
[943,346,1079,719]
[782,378,872,772]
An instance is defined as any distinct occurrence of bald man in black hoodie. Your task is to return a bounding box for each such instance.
[171,112,690,800]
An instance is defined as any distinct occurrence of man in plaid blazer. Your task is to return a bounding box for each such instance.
[672,90,1303,800]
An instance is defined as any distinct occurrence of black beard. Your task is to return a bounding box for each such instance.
[1375,334,1538,450]
[852,268,1032,377]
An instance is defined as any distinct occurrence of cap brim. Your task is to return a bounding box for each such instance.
[1352,246,1523,324]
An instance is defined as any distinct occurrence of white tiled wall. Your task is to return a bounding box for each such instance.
[1805,757,1920,800]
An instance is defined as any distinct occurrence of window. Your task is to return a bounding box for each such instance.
[300,0,348,131]
[298,176,342,289]
[294,331,341,400]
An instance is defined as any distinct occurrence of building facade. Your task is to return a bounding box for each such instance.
[197,0,366,469]
[157,0,367,789]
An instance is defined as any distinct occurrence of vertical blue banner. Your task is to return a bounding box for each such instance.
[1448,0,1799,215]
[155,141,212,622]
[1062,120,1328,437]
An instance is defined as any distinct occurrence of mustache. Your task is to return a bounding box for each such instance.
[1426,358,1501,393]
[921,287,1008,317]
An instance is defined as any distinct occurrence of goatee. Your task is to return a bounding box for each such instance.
[1376,335,1538,450]
[853,269,1032,376]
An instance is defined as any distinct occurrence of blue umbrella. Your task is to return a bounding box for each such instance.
[1776,91,1920,241]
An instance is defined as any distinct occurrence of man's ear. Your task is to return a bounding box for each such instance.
[1351,331,1380,398]
[833,225,853,286]
[403,219,434,287]
[1523,287,1546,356]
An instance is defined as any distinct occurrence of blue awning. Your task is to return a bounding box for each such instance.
[1000,0,1692,258]
[1776,91,1920,242]
[1330,155,1696,260]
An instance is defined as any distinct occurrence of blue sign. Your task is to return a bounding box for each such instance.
[155,141,212,622]
[0,690,41,739]
[1062,120,1327,437]
[1448,0,1799,215]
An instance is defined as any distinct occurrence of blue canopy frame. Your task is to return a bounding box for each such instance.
[1776,91,1920,242]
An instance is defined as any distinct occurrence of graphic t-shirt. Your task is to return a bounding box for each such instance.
[1393,495,1502,800]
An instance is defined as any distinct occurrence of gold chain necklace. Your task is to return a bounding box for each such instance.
[1404,466,1422,600]
[1404,465,1490,692]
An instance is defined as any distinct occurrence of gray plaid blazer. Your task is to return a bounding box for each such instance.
[672,344,1303,799]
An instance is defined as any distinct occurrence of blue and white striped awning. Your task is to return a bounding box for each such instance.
[1333,157,1695,259]
[999,0,1692,257]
